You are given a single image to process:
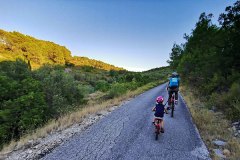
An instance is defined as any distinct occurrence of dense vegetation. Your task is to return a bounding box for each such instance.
[0,6,170,150]
[168,1,240,120]
[0,29,123,71]
[0,60,170,148]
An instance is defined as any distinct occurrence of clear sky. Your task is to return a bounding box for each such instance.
[0,0,236,71]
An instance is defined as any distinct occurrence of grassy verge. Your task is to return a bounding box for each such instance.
[0,80,166,155]
[180,85,240,159]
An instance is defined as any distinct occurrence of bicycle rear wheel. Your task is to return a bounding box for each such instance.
[155,124,160,140]
[171,103,174,117]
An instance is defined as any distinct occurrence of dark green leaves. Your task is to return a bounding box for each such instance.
[168,1,240,120]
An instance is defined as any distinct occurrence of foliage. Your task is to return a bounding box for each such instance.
[0,60,48,147]
[0,60,86,148]
[108,83,128,98]
[209,83,240,120]
[167,44,183,69]
[0,29,123,71]
[168,1,240,120]
[34,67,85,116]
[0,24,171,149]
[0,58,170,149]
[95,80,110,92]
[69,57,124,71]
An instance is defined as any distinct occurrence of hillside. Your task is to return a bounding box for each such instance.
[0,29,123,70]
[0,55,171,150]
[69,56,123,71]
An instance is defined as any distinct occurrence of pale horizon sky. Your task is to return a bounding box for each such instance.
[0,0,236,71]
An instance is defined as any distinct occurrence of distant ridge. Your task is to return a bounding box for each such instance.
[0,29,124,71]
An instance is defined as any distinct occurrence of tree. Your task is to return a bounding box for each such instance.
[0,60,48,147]
[218,1,240,75]
[167,43,183,69]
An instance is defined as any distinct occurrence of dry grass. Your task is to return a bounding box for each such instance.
[0,80,165,155]
[180,85,240,159]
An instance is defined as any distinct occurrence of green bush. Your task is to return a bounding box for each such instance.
[34,68,85,116]
[209,82,240,120]
[225,83,240,120]
[108,83,127,98]
[95,80,110,92]
[0,60,48,148]
[78,84,95,96]
[124,81,139,91]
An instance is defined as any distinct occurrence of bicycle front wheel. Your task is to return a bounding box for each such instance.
[155,132,159,140]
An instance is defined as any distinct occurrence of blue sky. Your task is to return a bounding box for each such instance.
[0,0,236,71]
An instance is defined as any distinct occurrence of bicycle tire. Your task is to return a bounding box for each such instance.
[171,103,174,117]
[155,132,158,140]
[155,123,160,140]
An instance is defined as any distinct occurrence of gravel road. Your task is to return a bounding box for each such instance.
[42,83,210,160]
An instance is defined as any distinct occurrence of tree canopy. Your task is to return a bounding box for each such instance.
[0,29,123,71]
[168,1,240,120]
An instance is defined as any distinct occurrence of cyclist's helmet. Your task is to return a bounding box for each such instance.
[172,72,178,77]
[156,96,164,103]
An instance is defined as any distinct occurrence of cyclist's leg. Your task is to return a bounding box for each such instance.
[175,89,178,101]
[152,118,155,124]
[174,88,179,105]
[153,117,157,124]
[167,90,172,110]
[161,120,164,128]
[161,120,164,133]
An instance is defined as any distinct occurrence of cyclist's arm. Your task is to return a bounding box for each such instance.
[164,108,168,113]
[152,106,156,111]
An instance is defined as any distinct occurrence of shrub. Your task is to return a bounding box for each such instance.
[78,84,95,96]
[210,82,240,120]
[124,81,139,91]
[95,80,110,92]
[226,83,240,120]
[0,60,48,148]
[108,83,127,98]
[34,66,85,116]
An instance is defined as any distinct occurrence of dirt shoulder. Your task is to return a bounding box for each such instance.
[1,101,130,160]
[180,85,240,159]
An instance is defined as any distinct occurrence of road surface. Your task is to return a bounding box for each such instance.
[42,83,210,160]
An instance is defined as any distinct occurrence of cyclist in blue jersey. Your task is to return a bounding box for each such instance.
[167,72,180,109]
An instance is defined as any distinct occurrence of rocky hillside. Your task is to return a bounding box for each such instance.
[0,29,123,70]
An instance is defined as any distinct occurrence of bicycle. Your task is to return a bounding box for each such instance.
[167,87,178,118]
[170,93,175,117]
[153,117,163,140]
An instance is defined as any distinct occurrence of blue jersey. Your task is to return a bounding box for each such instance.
[169,77,179,88]
[154,103,165,117]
